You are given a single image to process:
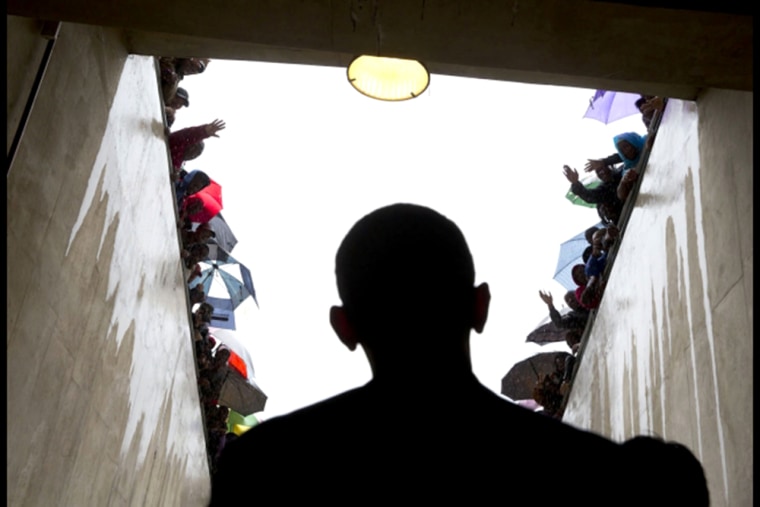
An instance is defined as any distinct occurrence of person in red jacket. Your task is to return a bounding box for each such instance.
[168,119,226,178]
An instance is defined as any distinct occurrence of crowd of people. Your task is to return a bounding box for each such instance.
[157,56,241,472]
[152,71,707,503]
[528,94,666,419]
[157,68,687,489]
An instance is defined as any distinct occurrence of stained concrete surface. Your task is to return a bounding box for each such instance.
[8,1,754,97]
[562,92,753,507]
[7,22,210,506]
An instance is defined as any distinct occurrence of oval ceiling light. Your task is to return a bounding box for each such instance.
[347,55,430,101]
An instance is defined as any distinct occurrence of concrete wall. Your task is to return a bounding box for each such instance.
[7,16,49,154]
[562,90,753,507]
[7,1,753,99]
[6,21,210,506]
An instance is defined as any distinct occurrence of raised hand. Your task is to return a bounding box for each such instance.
[640,96,664,116]
[563,165,579,183]
[584,159,605,173]
[539,290,553,306]
[205,119,226,137]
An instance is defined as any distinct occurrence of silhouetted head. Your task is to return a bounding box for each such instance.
[198,302,215,316]
[595,164,615,183]
[184,196,205,216]
[191,243,210,259]
[184,170,211,196]
[169,87,190,109]
[184,141,205,162]
[196,227,216,241]
[617,140,638,160]
[584,226,600,244]
[331,203,489,356]
[582,245,593,264]
[571,264,587,287]
[176,58,210,76]
[613,132,646,165]
[565,329,582,348]
[216,347,231,361]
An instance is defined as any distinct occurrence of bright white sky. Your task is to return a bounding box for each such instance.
[172,59,645,418]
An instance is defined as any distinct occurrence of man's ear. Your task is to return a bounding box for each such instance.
[330,306,359,351]
[473,283,491,334]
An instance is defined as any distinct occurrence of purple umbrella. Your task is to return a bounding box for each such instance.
[583,90,642,124]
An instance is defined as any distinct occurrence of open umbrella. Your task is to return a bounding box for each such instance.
[553,223,603,291]
[186,191,223,224]
[190,254,258,309]
[218,369,268,415]
[206,242,234,264]
[210,327,268,415]
[526,306,572,345]
[201,179,223,208]
[210,327,257,378]
[583,89,642,124]
[226,409,261,435]
[206,213,238,255]
[501,351,573,401]
[186,179,223,224]
[205,296,236,330]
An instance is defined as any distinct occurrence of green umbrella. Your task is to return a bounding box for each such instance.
[226,409,260,434]
[566,173,602,208]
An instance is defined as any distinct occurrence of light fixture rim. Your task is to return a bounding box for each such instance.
[346,54,431,102]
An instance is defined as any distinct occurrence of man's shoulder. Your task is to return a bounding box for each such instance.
[212,385,631,505]
[227,385,372,444]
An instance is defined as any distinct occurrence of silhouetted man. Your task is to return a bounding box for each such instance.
[209,203,707,505]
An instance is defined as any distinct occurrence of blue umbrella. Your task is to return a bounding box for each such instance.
[190,255,258,309]
[205,296,237,330]
[553,223,603,291]
[583,90,641,125]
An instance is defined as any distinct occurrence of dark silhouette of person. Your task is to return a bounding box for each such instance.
[623,436,709,506]
[209,203,706,505]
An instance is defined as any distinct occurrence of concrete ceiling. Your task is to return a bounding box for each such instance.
[7,0,753,99]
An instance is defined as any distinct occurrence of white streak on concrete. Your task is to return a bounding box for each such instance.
[62,55,207,473]
[688,148,730,504]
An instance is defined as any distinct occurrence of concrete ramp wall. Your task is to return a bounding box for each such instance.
[7,21,210,506]
[563,90,752,507]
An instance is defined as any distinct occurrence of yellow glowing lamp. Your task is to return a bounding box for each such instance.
[347,55,430,101]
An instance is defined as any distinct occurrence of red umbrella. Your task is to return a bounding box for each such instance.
[185,190,222,223]
[201,179,223,207]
